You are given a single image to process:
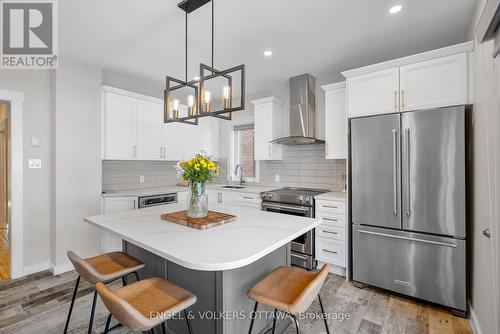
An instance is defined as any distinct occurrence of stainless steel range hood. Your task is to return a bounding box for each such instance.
[270,73,325,145]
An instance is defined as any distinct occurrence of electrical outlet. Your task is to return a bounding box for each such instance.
[139,175,145,183]
[28,159,42,169]
[274,174,280,182]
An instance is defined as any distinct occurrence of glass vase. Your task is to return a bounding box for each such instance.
[187,182,208,218]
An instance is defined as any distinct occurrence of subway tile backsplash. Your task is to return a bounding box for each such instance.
[102,161,180,192]
[257,144,346,192]
[102,145,346,192]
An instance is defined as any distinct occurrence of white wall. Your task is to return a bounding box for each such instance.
[51,58,102,272]
[0,70,52,272]
[468,1,500,333]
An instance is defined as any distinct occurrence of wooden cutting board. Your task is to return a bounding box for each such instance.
[160,210,237,230]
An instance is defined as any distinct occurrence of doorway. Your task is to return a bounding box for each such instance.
[0,103,8,280]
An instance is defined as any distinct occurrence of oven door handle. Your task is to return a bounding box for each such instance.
[291,253,308,260]
[263,203,311,213]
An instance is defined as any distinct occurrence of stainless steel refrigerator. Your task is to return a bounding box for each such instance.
[350,106,466,314]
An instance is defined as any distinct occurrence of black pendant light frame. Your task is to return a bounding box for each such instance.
[164,0,245,125]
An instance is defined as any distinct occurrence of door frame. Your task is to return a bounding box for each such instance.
[0,89,24,279]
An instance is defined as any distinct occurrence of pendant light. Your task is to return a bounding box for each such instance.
[164,0,246,125]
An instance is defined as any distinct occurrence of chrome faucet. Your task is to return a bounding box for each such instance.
[234,164,245,185]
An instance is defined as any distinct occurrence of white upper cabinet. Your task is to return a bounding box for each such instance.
[322,82,347,159]
[343,42,474,118]
[102,86,219,162]
[252,97,283,160]
[103,91,137,160]
[136,100,164,160]
[163,122,185,161]
[399,53,468,111]
[347,68,400,118]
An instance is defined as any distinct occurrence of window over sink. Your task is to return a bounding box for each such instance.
[230,124,259,183]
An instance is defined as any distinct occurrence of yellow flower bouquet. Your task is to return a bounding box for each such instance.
[176,152,219,218]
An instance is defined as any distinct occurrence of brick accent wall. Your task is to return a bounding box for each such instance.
[238,128,255,178]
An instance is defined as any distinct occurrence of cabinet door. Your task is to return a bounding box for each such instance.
[324,85,347,159]
[254,103,272,160]
[197,117,219,160]
[347,68,400,118]
[136,101,163,161]
[104,92,136,160]
[163,122,187,161]
[400,53,468,111]
[101,197,137,252]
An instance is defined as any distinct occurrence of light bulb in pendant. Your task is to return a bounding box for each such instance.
[204,91,211,112]
[187,95,195,115]
[223,85,231,109]
[172,99,180,118]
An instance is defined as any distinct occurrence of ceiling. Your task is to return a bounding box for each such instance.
[60,0,477,95]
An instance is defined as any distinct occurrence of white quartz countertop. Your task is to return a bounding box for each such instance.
[102,184,278,198]
[85,203,320,271]
[314,192,347,201]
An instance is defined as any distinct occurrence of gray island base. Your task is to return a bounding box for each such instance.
[124,241,292,334]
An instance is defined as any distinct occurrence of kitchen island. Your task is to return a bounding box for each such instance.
[85,203,321,334]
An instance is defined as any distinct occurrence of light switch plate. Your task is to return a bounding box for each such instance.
[274,174,280,182]
[139,175,145,183]
[28,159,42,169]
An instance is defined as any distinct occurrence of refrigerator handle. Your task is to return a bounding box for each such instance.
[404,128,411,216]
[357,229,457,248]
[392,129,398,215]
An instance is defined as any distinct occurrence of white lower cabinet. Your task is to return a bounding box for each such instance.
[101,197,137,252]
[233,192,262,209]
[207,189,262,210]
[315,197,347,276]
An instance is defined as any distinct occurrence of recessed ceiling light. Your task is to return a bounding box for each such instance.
[264,50,273,57]
[389,5,402,14]
[193,76,200,81]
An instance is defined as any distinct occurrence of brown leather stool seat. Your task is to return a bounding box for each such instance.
[97,277,197,334]
[247,264,330,334]
[64,251,145,334]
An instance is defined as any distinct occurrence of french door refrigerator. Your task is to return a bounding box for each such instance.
[350,106,466,314]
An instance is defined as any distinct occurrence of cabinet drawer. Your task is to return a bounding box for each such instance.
[316,200,346,214]
[316,237,345,267]
[316,213,345,228]
[316,225,345,241]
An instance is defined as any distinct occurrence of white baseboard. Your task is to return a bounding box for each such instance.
[22,261,51,277]
[51,262,74,276]
[469,302,483,334]
[317,261,346,277]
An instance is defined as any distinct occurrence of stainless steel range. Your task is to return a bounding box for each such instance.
[261,187,329,270]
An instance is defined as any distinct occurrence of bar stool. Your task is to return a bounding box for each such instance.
[64,251,145,334]
[247,264,330,334]
[96,277,197,334]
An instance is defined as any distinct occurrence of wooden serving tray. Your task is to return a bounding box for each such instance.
[161,210,237,230]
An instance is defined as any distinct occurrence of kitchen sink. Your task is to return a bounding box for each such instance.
[220,185,246,189]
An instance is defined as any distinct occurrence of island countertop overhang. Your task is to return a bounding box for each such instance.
[84,203,321,271]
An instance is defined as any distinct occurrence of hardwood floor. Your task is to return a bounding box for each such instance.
[0,234,8,280]
[0,270,471,334]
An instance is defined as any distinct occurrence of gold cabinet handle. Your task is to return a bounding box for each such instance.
[323,218,339,222]
[323,249,338,255]
[401,89,405,108]
[323,230,338,235]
